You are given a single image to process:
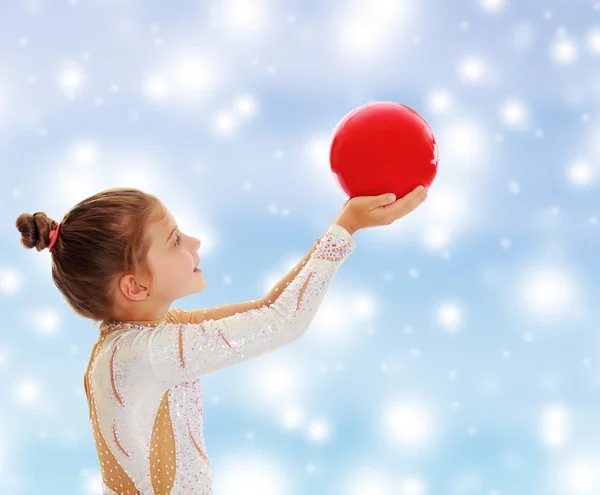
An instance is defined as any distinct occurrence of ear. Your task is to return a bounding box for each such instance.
[117,273,151,301]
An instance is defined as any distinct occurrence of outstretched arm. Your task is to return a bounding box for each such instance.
[167,227,331,325]
[128,223,356,390]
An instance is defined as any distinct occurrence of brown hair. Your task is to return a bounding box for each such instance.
[15,187,165,326]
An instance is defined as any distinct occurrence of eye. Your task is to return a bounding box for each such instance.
[174,234,182,247]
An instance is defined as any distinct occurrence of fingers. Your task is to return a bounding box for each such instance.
[404,186,428,210]
[346,185,429,229]
[383,185,428,221]
[378,193,396,208]
[412,185,429,205]
[381,185,427,208]
[407,185,427,200]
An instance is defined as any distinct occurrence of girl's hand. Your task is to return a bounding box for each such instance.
[333,185,429,235]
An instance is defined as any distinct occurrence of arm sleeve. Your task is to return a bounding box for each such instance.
[136,223,356,389]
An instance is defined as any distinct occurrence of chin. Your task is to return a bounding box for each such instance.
[192,278,207,294]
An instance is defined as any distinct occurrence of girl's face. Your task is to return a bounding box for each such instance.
[145,206,206,302]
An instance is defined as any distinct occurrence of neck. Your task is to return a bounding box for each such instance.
[108,298,172,325]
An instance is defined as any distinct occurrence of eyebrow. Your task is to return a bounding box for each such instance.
[166,226,177,243]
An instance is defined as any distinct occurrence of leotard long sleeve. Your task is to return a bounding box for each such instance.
[83,223,355,495]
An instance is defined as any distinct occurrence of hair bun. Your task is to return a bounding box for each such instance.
[15,211,58,251]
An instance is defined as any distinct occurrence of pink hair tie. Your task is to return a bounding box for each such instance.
[48,223,61,251]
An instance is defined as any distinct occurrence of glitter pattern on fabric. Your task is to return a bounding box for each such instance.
[84,223,355,494]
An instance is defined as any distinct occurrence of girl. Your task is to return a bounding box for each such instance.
[15,185,428,495]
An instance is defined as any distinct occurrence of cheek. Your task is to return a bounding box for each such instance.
[176,259,194,279]
[158,259,192,291]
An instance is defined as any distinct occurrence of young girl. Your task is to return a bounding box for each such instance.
[15,185,427,495]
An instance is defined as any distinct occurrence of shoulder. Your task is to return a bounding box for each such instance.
[165,307,189,324]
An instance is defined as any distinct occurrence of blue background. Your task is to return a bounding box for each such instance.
[1,0,600,494]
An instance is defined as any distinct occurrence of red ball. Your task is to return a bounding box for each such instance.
[330,102,438,201]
